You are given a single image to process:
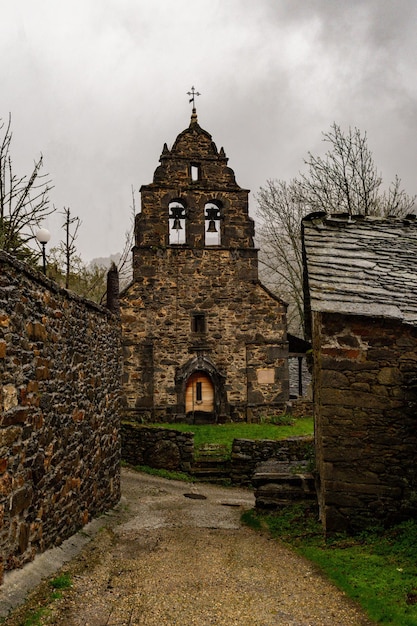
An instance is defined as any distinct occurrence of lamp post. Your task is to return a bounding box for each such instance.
[36,228,51,274]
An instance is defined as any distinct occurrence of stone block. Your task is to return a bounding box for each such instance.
[0,473,12,497]
[25,321,47,342]
[377,367,401,385]
[10,486,33,516]
[18,522,30,554]
[321,387,388,410]
[321,370,349,387]
[2,384,18,411]
[2,407,29,426]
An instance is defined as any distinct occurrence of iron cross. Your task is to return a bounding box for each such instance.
[187,86,201,107]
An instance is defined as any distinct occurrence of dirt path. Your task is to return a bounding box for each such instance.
[2,468,375,625]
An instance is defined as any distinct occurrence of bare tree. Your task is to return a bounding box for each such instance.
[49,189,136,303]
[117,185,136,290]
[0,114,54,261]
[378,174,416,217]
[48,245,107,303]
[257,179,308,335]
[299,123,415,217]
[48,207,108,301]
[60,207,81,288]
[257,123,416,336]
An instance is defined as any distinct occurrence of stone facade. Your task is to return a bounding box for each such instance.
[0,252,121,581]
[120,110,288,423]
[303,213,417,533]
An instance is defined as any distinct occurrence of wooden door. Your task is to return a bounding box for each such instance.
[185,372,214,415]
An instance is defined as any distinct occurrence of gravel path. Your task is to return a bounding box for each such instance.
[1,468,375,625]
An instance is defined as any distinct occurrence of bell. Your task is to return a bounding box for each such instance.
[207,220,217,233]
[172,218,182,230]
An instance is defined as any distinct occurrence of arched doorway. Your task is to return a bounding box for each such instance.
[185,371,215,422]
[175,355,228,423]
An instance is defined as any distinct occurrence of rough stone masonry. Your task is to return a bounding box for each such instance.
[0,251,121,583]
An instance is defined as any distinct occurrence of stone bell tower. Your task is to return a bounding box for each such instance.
[120,102,289,423]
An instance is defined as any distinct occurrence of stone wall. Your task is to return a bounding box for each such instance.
[121,423,194,472]
[230,436,314,486]
[0,252,121,582]
[313,312,417,533]
[120,423,314,487]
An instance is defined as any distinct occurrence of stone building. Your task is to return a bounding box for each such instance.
[120,109,288,423]
[302,212,417,533]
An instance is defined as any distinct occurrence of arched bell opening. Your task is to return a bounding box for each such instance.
[168,200,187,245]
[204,201,222,246]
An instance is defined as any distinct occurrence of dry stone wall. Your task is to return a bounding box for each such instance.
[120,424,314,488]
[230,436,314,486]
[121,423,194,472]
[0,252,121,582]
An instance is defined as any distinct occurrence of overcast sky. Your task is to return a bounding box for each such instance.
[1,0,416,262]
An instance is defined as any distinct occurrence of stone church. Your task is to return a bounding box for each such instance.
[120,107,288,423]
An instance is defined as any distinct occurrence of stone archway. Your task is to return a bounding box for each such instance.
[175,355,228,423]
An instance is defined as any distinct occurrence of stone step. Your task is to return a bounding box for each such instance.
[193,457,230,467]
[191,459,231,481]
[195,443,229,460]
[192,466,230,474]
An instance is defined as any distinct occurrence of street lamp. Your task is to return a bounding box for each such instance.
[36,228,51,274]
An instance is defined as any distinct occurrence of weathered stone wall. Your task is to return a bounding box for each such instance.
[0,252,121,581]
[121,247,288,422]
[313,312,417,533]
[230,436,314,486]
[121,423,194,472]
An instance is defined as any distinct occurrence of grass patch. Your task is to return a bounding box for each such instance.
[151,417,313,458]
[21,607,50,626]
[2,573,74,626]
[243,505,417,625]
[50,573,72,590]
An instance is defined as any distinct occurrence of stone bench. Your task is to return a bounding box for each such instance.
[253,460,317,509]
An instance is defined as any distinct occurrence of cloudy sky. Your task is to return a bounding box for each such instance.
[1,0,416,262]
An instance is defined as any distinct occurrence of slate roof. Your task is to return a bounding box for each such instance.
[302,212,417,326]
